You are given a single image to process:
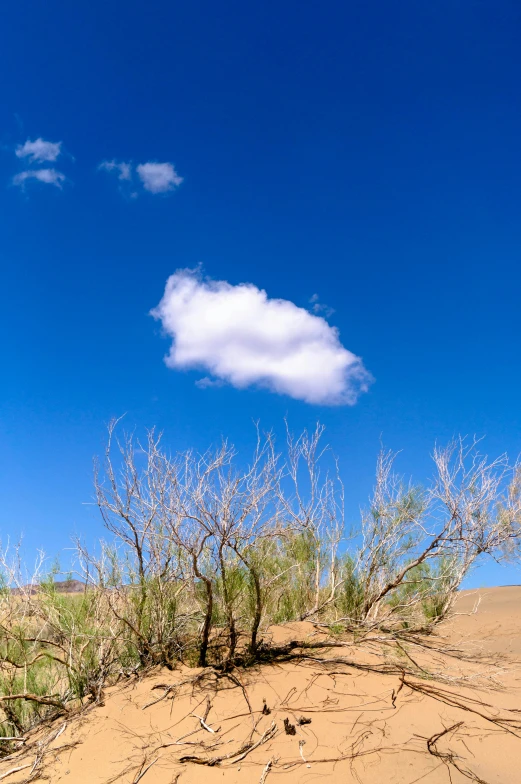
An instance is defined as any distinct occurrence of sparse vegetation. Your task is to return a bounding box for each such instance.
[1,422,520,742]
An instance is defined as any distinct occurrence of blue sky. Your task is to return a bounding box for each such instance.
[1,0,521,586]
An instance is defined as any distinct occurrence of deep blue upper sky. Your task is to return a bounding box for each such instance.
[1,0,520,586]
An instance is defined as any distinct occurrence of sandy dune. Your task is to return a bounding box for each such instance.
[2,587,521,784]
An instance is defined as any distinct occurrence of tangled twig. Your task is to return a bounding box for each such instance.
[179,721,277,766]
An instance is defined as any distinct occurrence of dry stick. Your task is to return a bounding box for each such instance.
[395,632,473,659]
[403,678,521,737]
[143,671,220,712]
[233,723,277,763]
[226,671,253,714]
[0,694,67,711]
[391,673,405,708]
[166,739,223,750]
[192,699,220,734]
[158,728,204,749]
[259,757,275,784]
[281,687,297,706]
[295,654,408,676]
[201,696,210,720]
[179,722,277,766]
[193,715,220,734]
[0,764,32,781]
[0,724,79,784]
[427,722,464,756]
[52,723,67,743]
[21,741,81,783]
[0,727,69,783]
[279,746,398,769]
[281,703,392,715]
[425,722,490,784]
[133,757,159,783]
[394,641,429,674]
[0,722,68,766]
[155,729,238,753]
[142,685,176,710]
[293,647,498,692]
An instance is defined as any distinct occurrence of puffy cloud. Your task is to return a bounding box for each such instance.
[12,169,66,189]
[151,270,372,405]
[15,138,62,163]
[136,162,183,193]
[98,160,132,181]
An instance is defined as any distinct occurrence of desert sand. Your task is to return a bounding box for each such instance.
[2,586,521,784]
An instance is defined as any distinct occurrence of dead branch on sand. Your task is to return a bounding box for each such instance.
[178,721,277,766]
[423,722,490,783]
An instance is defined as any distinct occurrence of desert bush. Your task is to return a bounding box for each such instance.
[91,421,350,665]
[1,425,519,737]
[90,424,521,648]
[351,439,521,629]
[0,548,124,741]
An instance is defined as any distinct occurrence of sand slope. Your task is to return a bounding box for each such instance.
[2,587,521,784]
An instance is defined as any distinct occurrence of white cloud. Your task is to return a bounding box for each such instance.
[98,160,132,181]
[12,169,66,189]
[151,270,372,405]
[136,162,183,194]
[15,138,62,163]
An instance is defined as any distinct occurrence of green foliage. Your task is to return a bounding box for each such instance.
[336,555,365,621]
[0,661,58,738]
[386,558,455,626]
[267,531,322,623]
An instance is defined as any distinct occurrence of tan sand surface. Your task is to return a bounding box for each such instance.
[2,586,521,784]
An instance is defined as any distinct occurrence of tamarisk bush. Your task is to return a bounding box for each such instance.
[90,423,521,660]
[354,439,521,627]
[0,423,519,740]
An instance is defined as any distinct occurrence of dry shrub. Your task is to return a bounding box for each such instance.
[1,424,519,739]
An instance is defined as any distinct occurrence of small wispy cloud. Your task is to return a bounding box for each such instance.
[195,376,225,389]
[15,138,62,163]
[12,169,66,189]
[136,162,183,194]
[99,159,183,196]
[152,269,372,405]
[98,160,132,181]
[309,293,335,318]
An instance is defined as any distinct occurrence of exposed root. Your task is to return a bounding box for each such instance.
[179,721,277,766]
[424,722,491,783]
[403,677,521,737]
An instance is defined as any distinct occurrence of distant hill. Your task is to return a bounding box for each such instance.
[11,579,86,595]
